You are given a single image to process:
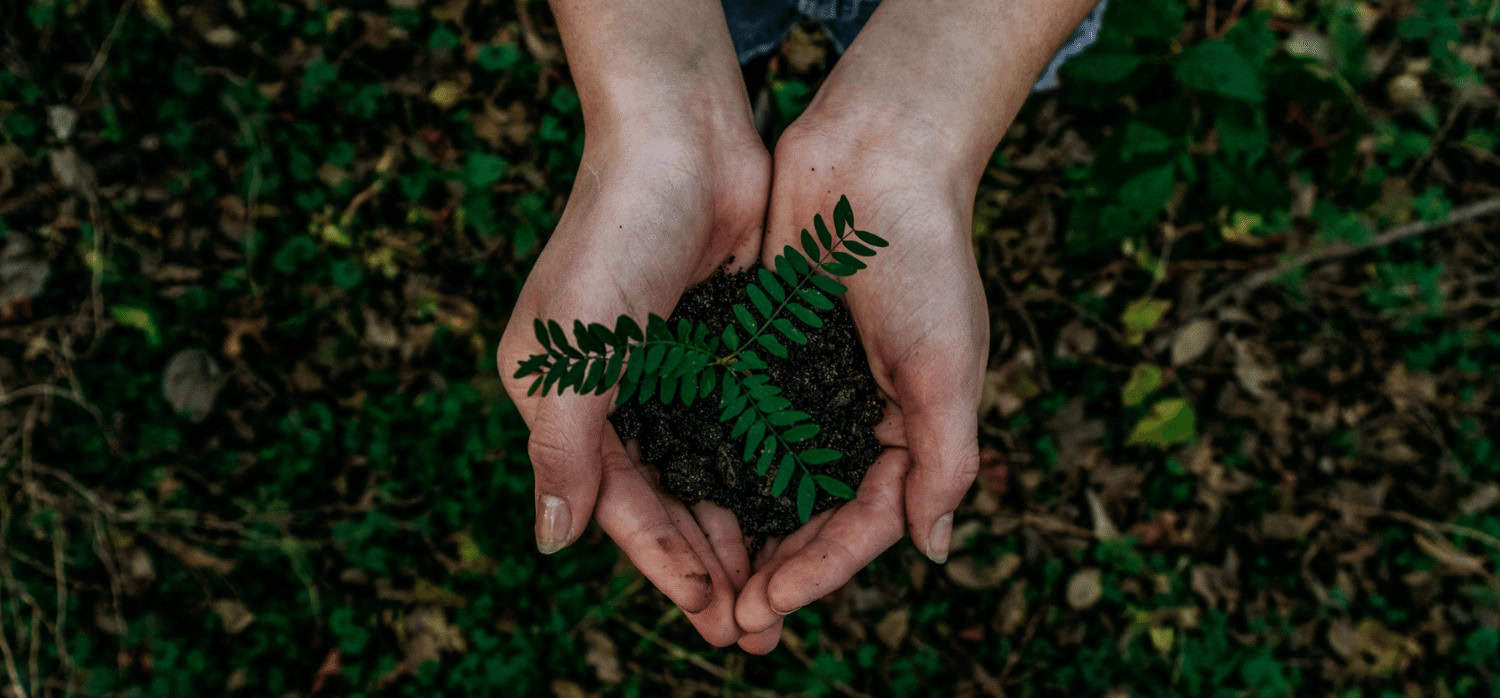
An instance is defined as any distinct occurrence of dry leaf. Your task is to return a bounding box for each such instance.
[163,349,223,422]
[212,599,255,634]
[1171,319,1217,366]
[583,629,623,683]
[1414,534,1486,575]
[947,554,1022,590]
[1066,568,1103,609]
[875,607,910,649]
[1086,490,1121,540]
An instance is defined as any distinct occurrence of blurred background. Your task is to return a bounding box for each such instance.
[2,0,1499,695]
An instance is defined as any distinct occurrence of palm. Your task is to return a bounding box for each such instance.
[732,132,987,653]
[499,135,769,646]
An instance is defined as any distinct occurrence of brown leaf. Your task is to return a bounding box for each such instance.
[1066,568,1103,609]
[212,599,255,635]
[946,554,1021,590]
[163,349,223,422]
[1414,534,1486,575]
[875,607,910,649]
[1170,319,1217,366]
[583,629,623,684]
[1087,489,1122,540]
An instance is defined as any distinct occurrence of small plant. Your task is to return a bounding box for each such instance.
[513,195,888,521]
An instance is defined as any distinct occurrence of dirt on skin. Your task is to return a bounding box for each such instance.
[611,269,884,537]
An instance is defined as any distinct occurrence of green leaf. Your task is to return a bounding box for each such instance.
[680,370,697,406]
[646,314,670,340]
[625,345,645,383]
[744,421,765,461]
[721,325,740,348]
[645,344,666,373]
[1174,40,1264,103]
[527,374,544,397]
[543,370,561,397]
[756,447,774,476]
[658,374,678,405]
[801,449,841,465]
[768,410,810,426]
[721,373,741,402]
[1122,298,1172,338]
[699,367,716,398]
[731,410,755,438]
[784,246,811,274]
[823,262,856,277]
[758,335,788,358]
[565,358,588,391]
[758,396,792,413]
[843,239,876,257]
[800,229,820,261]
[758,268,786,302]
[548,320,578,358]
[832,251,866,270]
[772,454,795,497]
[615,375,637,406]
[783,423,820,442]
[1127,398,1198,447]
[1121,363,1163,407]
[773,318,807,345]
[739,351,769,371]
[1063,52,1145,83]
[797,475,815,522]
[601,350,625,393]
[615,315,642,342]
[834,195,854,234]
[810,275,847,295]
[854,230,888,248]
[581,357,605,393]
[720,395,747,422]
[799,288,834,310]
[787,303,823,328]
[533,319,551,350]
[775,255,799,286]
[661,346,686,376]
[814,214,833,251]
[746,284,774,319]
[813,475,855,499]
[676,318,692,342]
[574,320,604,353]
[637,372,657,404]
[588,322,616,348]
[733,304,758,333]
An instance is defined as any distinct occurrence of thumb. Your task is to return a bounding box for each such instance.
[525,395,608,554]
[898,354,982,564]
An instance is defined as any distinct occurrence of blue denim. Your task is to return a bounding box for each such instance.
[722,0,1108,90]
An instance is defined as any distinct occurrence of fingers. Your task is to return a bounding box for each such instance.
[734,512,835,633]
[762,449,908,615]
[737,623,783,654]
[595,429,715,615]
[525,396,610,554]
[663,499,742,647]
[693,501,750,589]
[900,398,979,565]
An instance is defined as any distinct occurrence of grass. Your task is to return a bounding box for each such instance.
[1,0,1498,696]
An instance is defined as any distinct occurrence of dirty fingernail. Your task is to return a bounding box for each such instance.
[536,494,570,555]
[927,512,953,564]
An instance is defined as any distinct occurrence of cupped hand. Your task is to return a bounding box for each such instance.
[733,118,988,652]
[498,122,770,646]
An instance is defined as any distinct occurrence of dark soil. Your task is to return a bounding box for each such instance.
[610,270,884,537]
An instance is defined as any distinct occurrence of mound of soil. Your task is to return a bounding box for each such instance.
[610,270,883,537]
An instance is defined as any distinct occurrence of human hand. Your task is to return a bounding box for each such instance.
[497,118,770,645]
[732,114,988,653]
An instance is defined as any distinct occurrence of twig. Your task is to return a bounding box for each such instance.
[0,577,30,698]
[1198,197,1500,316]
[74,0,136,104]
[613,617,736,683]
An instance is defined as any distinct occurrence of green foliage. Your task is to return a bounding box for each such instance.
[516,196,883,520]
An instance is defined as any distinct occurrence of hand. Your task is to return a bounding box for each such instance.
[732,113,988,653]
[497,119,770,646]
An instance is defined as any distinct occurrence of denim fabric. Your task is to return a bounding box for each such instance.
[722,0,1109,91]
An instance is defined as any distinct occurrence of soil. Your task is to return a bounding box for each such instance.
[610,269,884,537]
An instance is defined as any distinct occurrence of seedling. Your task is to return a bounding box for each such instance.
[514,195,888,521]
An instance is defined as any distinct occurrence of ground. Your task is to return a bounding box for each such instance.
[1,0,1498,696]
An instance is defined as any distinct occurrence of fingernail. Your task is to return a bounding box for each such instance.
[927,513,953,564]
[774,606,799,617]
[536,495,570,555]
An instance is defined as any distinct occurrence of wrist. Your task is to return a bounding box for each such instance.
[788,96,988,197]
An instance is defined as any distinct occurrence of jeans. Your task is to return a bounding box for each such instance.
[721,0,1109,90]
